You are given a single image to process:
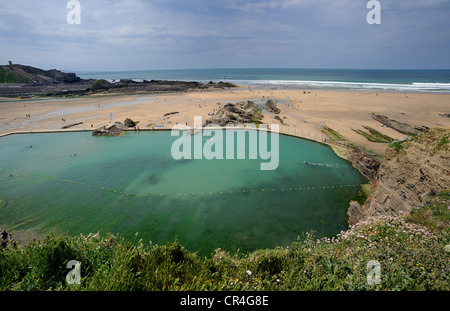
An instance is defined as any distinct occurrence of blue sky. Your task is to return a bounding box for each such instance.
[1,0,450,71]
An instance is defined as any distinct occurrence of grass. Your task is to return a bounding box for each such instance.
[435,133,449,153]
[250,109,264,127]
[404,190,450,231]
[321,126,348,141]
[1,192,448,291]
[0,67,31,84]
[352,126,393,143]
[389,140,405,152]
[329,145,349,160]
[411,128,449,155]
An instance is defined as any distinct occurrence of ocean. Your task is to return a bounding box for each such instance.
[77,68,450,93]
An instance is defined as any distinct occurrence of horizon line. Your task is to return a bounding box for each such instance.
[71,67,450,73]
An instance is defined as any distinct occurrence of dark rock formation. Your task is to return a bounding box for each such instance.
[274,115,286,125]
[61,122,83,129]
[0,63,81,84]
[265,100,281,114]
[204,101,263,127]
[0,63,237,98]
[1,229,15,248]
[124,118,136,128]
[91,79,112,91]
[371,113,429,136]
[92,124,124,136]
[348,146,380,182]
[347,201,364,226]
[163,112,179,117]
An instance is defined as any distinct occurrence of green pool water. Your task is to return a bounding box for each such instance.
[0,131,366,256]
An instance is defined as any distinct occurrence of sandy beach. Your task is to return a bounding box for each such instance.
[1,88,449,155]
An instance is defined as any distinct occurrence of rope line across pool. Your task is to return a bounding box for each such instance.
[0,168,366,198]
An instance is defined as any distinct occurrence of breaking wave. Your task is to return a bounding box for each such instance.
[231,80,450,92]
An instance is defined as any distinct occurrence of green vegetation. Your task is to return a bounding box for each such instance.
[0,67,31,83]
[1,192,448,291]
[404,190,450,231]
[321,126,348,141]
[352,126,393,143]
[91,79,112,91]
[436,133,449,153]
[349,184,371,205]
[410,128,449,155]
[389,140,405,152]
[251,109,264,127]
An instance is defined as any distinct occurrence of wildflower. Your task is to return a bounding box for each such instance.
[246,270,252,277]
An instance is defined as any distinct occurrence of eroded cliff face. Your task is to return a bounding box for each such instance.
[349,127,450,225]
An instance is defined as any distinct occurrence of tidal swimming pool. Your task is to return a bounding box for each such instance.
[0,131,366,256]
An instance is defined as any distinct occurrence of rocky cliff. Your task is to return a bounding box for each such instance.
[349,127,450,225]
[0,63,236,97]
[0,63,81,84]
[347,146,380,183]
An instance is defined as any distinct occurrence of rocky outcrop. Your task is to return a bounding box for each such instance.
[205,101,263,127]
[1,229,15,248]
[88,79,236,95]
[124,118,137,128]
[91,79,112,91]
[61,122,83,129]
[265,100,281,114]
[0,64,81,84]
[347,201,364,227]
[348,147,380,182]
[92,124,124,136]
[371,113,429,136]
[353,128,450,224]
[163,112,179,117]
[0,63,237,97]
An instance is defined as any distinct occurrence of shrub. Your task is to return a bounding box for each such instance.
[0,201,448,291]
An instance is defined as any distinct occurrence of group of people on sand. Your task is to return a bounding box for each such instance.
[25,114,31,119]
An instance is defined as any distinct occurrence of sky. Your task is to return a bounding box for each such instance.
[1,0,450,71]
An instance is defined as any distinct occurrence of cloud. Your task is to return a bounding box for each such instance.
[0,0,449,70]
